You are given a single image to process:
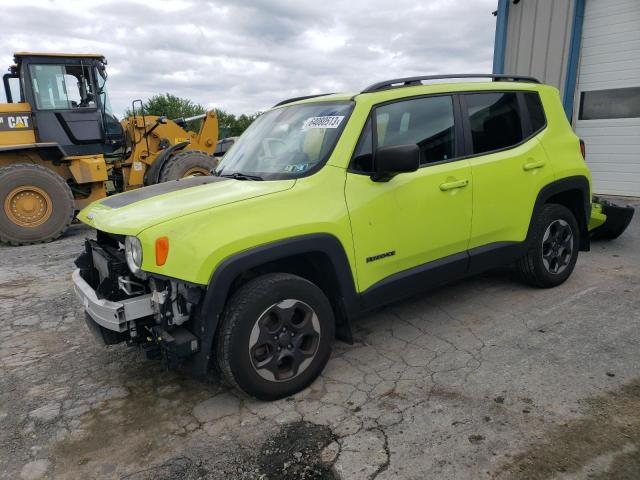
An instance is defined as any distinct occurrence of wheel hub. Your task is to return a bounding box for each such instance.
[182,166,210,177]
[542,219,573,274]
[4,186,52,227]
[248,299,321,382]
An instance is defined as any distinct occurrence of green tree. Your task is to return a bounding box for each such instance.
[125,93,258,138]
[124,93,205,120]
[216,110,260,137]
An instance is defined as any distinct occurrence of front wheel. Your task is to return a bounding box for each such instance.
[516,203,580,288]
[216,273,335,400]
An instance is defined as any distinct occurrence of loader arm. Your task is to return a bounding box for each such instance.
[195,110,218,155]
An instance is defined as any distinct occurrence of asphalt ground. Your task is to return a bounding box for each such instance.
[1,196,638,479]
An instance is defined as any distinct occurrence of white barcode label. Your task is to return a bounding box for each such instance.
[302,115,345,130]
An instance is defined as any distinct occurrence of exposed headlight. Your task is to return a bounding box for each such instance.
[125,236,143,274]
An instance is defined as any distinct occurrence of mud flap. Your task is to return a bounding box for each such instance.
[589,197,635,240]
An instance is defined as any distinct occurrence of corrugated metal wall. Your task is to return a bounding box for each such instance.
[503,0,575,98]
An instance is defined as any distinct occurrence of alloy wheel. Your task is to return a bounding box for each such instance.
[542,219,573,274]
[248,299,321,382]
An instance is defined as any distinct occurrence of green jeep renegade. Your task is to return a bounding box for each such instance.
[73,74,634,400]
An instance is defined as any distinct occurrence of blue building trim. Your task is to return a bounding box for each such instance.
[563,0,586,121]
[492,0,510,74]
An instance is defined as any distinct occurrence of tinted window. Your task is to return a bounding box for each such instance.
[579,87,640,120]
[375,96,456,166]
[465,92,523,154]
[524,92,546,132]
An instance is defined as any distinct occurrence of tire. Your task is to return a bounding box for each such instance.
[157,150,218,182]
[0,163,74,246]
[516,203,580,288]
[216,273,335,400]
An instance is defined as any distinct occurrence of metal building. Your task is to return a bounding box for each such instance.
[493,0,640,197]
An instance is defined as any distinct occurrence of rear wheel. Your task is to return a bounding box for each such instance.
[0,163,74,245]
[216,273,335,400]
[516,203,579,288]
[158,150,218,182]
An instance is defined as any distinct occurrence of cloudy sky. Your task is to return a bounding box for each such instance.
[2,0,498,117]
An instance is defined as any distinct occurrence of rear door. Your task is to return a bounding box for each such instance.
[461,91,554,262]
[345,94,473,294]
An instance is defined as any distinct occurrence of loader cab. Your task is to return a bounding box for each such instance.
[11,53,123,156]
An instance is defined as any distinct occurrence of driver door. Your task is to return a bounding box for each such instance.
[27,63,103,155]
[345,95,473,299]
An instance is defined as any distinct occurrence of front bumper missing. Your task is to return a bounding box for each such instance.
[72,269,154,332]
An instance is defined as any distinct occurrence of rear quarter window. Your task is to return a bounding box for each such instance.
[523,92,546,133]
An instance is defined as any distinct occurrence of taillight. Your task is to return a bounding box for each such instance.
[155,236,169,266]
[579,139,586,160]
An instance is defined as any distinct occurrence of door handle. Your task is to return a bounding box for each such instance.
[523,160,546,171]
[439,179,469,191]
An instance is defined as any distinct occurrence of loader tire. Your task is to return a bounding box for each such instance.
[158,150,218,182]
[0,163,75,246]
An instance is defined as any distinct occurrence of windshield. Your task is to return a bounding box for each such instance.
[216,101,353,180]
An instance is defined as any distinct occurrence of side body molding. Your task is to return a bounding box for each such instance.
[189,234,359,375]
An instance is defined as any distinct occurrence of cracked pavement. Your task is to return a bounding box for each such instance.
[1,198,639,479]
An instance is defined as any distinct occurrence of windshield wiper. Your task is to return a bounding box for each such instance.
[219,172,264,181]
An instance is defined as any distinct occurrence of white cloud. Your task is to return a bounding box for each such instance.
[0,0,498,117]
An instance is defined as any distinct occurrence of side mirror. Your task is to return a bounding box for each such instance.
[372,144,420,182]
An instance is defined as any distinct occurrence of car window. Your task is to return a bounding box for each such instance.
[523,92,546,133]
[351,95,457,173]
[464,92,523,155]
[376,96,456,166]
[29,64,96,110]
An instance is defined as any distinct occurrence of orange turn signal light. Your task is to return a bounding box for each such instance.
[155,236,169,266]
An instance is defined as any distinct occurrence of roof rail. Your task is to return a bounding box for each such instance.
[273,93,335,107]
[361,74,541,93]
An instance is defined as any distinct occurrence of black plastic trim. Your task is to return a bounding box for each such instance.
[190,234,359,375]
[360,251,469,312]
[467,241,524,275]
[528,175,591,251]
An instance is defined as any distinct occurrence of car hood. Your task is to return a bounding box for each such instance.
[77,176,295,235]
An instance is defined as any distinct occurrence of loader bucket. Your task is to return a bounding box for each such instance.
[589,198,635,240]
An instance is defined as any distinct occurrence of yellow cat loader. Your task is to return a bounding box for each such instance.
[0,52,220,245]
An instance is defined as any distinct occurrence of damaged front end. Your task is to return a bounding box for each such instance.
[589,197,635,240]
[73,231,204,368]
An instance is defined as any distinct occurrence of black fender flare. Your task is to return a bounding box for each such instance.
[527,175,591,251]
[143,141,189,185]
[188,233,359,376]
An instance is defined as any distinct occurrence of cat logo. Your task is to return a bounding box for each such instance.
[0,114,31,131]
[8,116,30,129]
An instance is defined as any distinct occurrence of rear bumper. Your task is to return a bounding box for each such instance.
[590,198,635,240]
[72,269,154,333]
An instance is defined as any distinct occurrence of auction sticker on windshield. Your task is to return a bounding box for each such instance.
[302,116,345,130]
